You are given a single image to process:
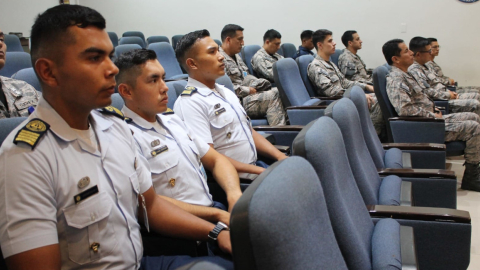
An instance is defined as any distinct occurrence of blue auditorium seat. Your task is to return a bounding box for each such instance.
[0,117,27,146]
[12,67,42,92]
[108,32,119,47]
[114,44,142,59]
[148,42,187,80]
[5,35,24,52]
[119,36,146,49]
[240,45,261,76]
[171,35,184,50]
[280,43,296,58]
[122,31,146,45]
[147,36,170,45]
[0,52,32,78]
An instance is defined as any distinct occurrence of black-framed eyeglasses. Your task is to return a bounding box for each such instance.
[431,46,441,49]
[418,49,432,54]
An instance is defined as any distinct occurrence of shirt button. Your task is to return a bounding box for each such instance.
[227,132,232,139]
[90,242,100,253]
[90,213,96,221]
[169,178,176,187]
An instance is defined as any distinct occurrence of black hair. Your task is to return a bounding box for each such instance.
[427,37,438,45]
[409,36,429,55]
[300,30,313,41]
[221,24,244,42]
[30,4,106,67]
[382,39,404,65]
[341,30,357,47]
[263,29,281,43]
[312,29,332,50]
[114,49,157,86]
[175,29,210,70]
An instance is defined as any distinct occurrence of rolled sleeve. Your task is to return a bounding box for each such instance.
[174,97,213,145]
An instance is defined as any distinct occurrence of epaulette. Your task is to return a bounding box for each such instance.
[13,118,50,150]
[181,86,198,96]
[162,108,174,115]
[125,117,133,123]
[98,106,124,120]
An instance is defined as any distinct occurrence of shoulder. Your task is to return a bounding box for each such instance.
[97,106,124,120]
[179,86,199,97]
[8,118,49,151]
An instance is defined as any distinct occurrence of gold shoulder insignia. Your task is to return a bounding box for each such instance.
[13,118,50,150]
[162,108,174,115]
[181,86,198,96]
[98,106,124,120]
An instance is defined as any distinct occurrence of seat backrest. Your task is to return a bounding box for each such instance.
[215,74,235,92]
[148,42,183,79]
[214,39,222,46]
[171,35,184,50]
[231,157,347,270]
[345,86,386,169]
[108,32,119,47]
[5,35,24,52]
[165,81,179,109]
[172,80,188,97]
[11,68,42,92]
[241,45,261,76]
[122,31,146,44]
[292,116,374,270]
[295,55,316,97]
[273,58,311,107]
[280,43,296,58]
[330,49,343,67]
[373,65,398,135]
[114,44,142,59]
[0,117,27,146]
[383,62,392,71]
[324,98,383,205]
[110,93,124,110]
[0,52,32,78]
[276,47,284,57]
[147,36,170,45]
[119,36,145,48]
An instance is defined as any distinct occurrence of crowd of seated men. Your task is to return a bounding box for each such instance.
[0,3,478,270]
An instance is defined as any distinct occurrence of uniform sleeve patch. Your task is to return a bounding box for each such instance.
[13,118,50,150]
[162,108,174,115]
[181,86,198,96]
[98,106,124,119]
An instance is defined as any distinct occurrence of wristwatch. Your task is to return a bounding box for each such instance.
[208,222,229,243]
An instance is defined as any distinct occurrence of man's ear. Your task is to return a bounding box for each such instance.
[118,83,133,101]
[35,58,58,88]
[392,55,399,64]
[186,58,197,70]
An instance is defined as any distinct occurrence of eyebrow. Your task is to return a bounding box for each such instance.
[0,32,4,37]
[82,47,115,56]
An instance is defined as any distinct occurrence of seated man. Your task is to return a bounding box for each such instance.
[307,29,383,134]
[338,30,372,85]
[292,30,314,60]
[0,5,233,270]
[0,28,40,119]
[116,49,242,215]
[173,30,288,178]
[408,37,480,115]
[219,24,286,126]
[426,37,480,93]
[383,38,480,192]
[251,29,284,83]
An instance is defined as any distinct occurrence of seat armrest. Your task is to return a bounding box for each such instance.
[399,226,418,270]
[259,132,275,144]
[367,205,471,223]
[240,174,257,184]
[310,96,342,100]
[382,143,446,151]
[378,168,456,179]
[253,125,304,132]
[274,145,290,155]
[389,117,445,123]
[286,105,328,110]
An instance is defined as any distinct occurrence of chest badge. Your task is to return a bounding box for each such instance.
[151,139,161,147]
[77,176,90,189]
[214,103,221,109]
[215,107,226,116]
[151,145,168,157]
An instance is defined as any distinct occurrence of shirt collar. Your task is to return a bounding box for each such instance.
[187,77,226,98]
[122,105,163,131]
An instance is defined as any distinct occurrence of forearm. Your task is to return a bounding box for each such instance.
[223,154,265,174]
[252,129,287,161]
[210,158,242,202]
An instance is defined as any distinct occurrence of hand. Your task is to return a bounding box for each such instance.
[449,90,458,99]
[216,210,231,226]
[227,192,242,213]
[434,110,443,119]
[277,154,288,161]
[365,85,374,93]
[449,78,455,85]
[365,94,373,109]
[249,87,257,95]
[217,231,232,254]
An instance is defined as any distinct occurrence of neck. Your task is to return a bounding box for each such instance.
[262,45,271,55]
[431,55,436,61]
[347,47,357,55]
[415,58,427,65]
[190,74,216,89]
[126,103,157,123]
[318,51,330,62]
[394,64,409,73]
[222,45,236,58]
[43,91,91,130]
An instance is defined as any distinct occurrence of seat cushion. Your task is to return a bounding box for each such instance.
[378,175,402,206]
[371,218,402,270]
[384,148,403,169]
[251,119,269,126]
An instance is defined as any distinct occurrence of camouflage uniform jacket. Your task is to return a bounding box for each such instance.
[307,54,366,97]
[219,47,252,98]
[0,76,41,119]
[386,66,436,118]
[338,49,372,84]
[425,61,450,86]
[251,48,283,82]
[408,61,451,100]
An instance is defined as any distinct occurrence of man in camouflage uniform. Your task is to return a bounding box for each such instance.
[307,29,384,134]
[408,37,480,116]
[0,29,40,119]
[251,29,283,83]
[219,24,286,126]
[338,30,372,85]
[383,38,480,192]
[426,37,480,93]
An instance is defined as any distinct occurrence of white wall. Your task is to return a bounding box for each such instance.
[2,0,479,85]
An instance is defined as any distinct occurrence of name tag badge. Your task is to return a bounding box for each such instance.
[74,185,99,204]
[215,108,226,116]
[151,145,168,157]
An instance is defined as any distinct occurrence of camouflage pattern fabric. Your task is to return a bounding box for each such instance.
[338,50,372,84]
[251,48,283,82]
[0,76,41,119]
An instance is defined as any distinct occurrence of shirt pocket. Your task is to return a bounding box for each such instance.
[148,150,180,196]
[63,192,117,265]
[209,108,235,143]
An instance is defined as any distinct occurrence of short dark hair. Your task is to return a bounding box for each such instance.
[312,29,332,50]
[114,49,157,87]
[341,30,357,47]
[427,37,438,45]
[409,36,429,55]
[175,29,210,70]
[382,39,404,65]
[300,30,313,41]
[263,29,281,43]
[30,5,106,67]
[221,24,244,42]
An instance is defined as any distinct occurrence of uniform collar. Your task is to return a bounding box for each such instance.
[345,49,360,60]
[187,77,227,98]
[33,96,113,142]
[122,105,165,132]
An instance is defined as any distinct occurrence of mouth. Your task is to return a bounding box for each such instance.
[104,85,116,93]
[220,63,225,69]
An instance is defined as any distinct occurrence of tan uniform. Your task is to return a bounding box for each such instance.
[338,50,372,84]
[0,76,41,119]
[425,61,480,93]
[251,48,283,82]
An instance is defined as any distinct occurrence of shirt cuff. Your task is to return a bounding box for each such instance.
[1,232,58,258]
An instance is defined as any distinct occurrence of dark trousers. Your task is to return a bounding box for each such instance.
[140,255,233,270]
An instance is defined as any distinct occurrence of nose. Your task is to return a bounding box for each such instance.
[218,51,225,62]
[160,80,169,94]
[107,58,119,77]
